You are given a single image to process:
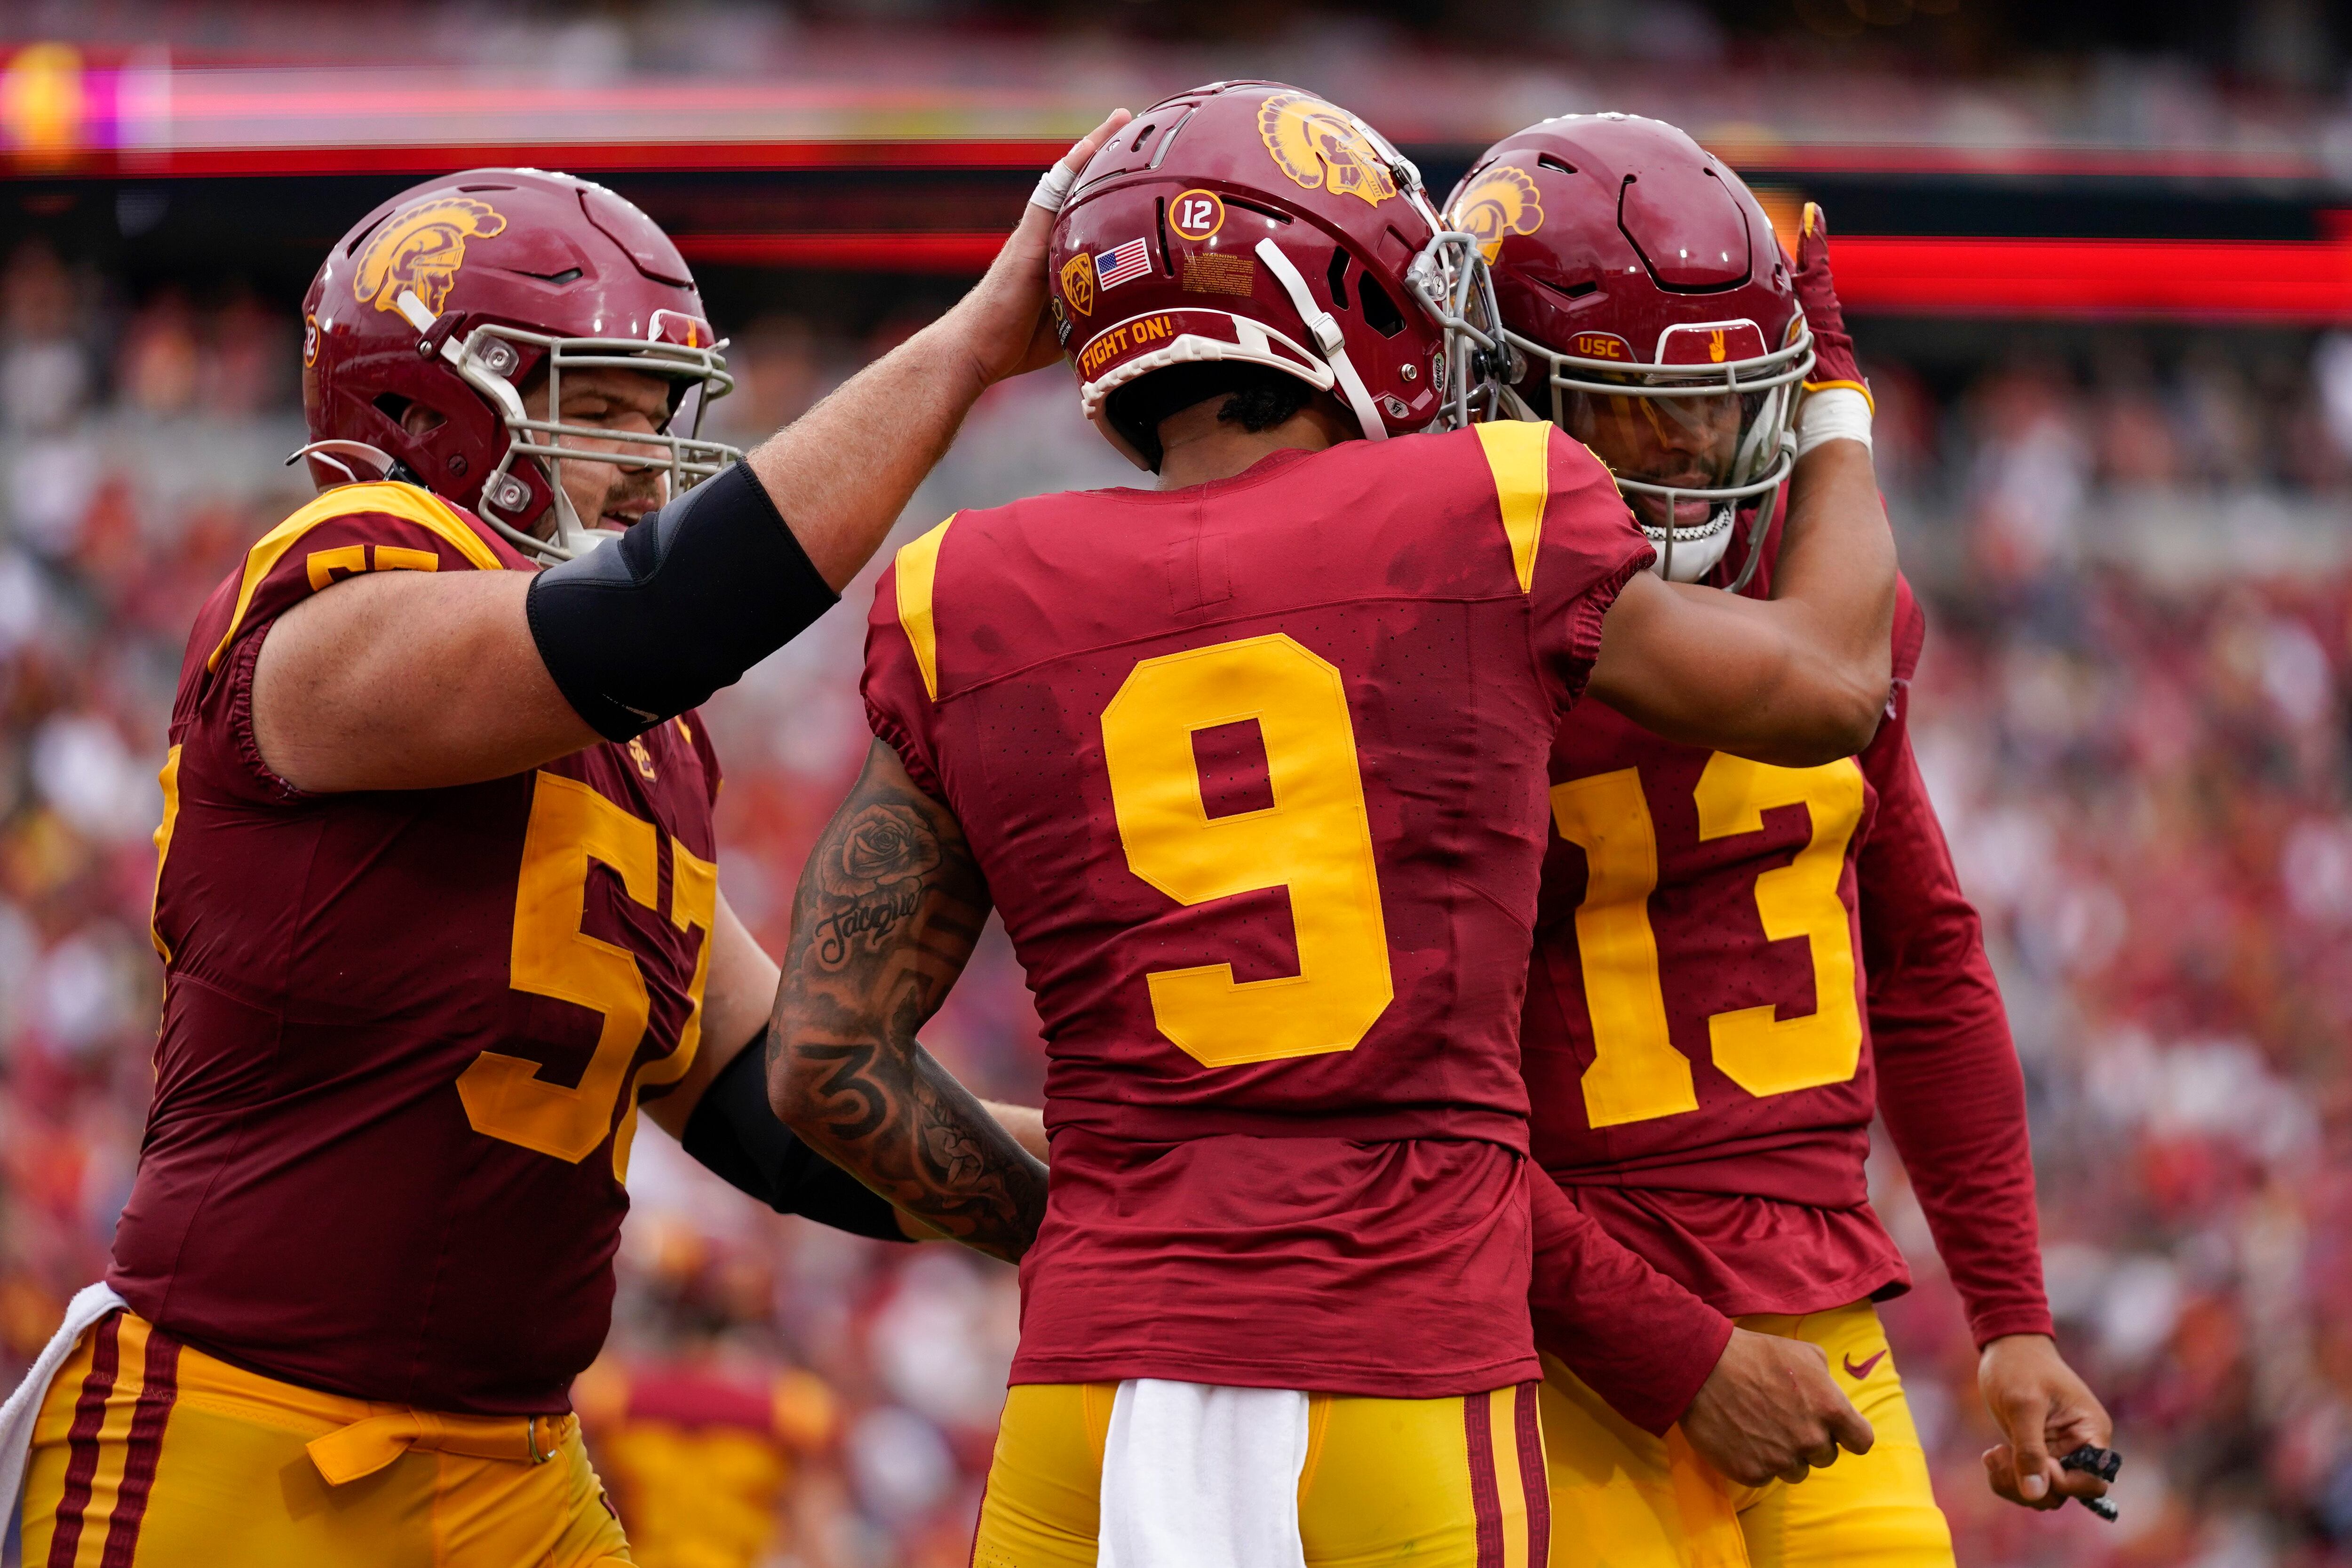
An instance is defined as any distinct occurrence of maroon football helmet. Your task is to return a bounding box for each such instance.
[301,168,738,563]
[1047,81,1507,469]
[1447,114,1812,585]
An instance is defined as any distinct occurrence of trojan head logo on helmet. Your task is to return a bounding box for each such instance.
[1453,164,1542,262]
[1256,91,1399,206]
[1046,80,1510,471]
[352,197,509,318]
[1449,114,1812,587]
[301,168,739,565]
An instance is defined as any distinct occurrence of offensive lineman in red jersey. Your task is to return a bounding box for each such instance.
[5,118,1128,1566]
[1449,115,2114,1566]
[767,81,1894,1567]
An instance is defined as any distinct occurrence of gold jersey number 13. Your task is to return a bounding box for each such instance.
[1102,634,1394,1068]
[1552,755,1866,1128]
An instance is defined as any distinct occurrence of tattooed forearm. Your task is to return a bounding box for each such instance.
[767,739,1047,1261]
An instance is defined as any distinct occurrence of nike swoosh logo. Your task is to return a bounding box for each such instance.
[1843,1350,1888,1380]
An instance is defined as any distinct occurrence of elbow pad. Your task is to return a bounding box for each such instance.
[680,1036,910,1242]
[525,462,837,741]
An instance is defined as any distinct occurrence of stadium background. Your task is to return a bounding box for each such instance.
[2,2,2351,1563]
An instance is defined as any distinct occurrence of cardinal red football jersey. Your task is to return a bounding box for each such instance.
[1521,580,1915,1315]
[111,482,723,1416]
[1525,533,2046,1339]
[862,424,1653,1396]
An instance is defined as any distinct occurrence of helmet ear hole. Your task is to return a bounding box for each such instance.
[1357,276,1406,338]
[372,392,447,438]
[1326,250,1351,310]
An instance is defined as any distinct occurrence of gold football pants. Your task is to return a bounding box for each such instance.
[19,1309,631,1568]
[1542,1301,1955,1568]
[974,1379,1549,1567]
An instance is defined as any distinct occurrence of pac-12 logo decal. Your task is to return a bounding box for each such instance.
[1256,92,1397,207]
[1450,164,1542,262]
[1169,189,1226,241]
[352,196,508,318]
[1060,252,1097,317]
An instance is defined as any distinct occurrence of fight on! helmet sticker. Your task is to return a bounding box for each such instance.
[1256,92,1397,206]
[1096,238,1153,291]
[1168,189,1226,241]
[352,196,508,317]
[1061,253,1097,317]
[1450,164,1543,262]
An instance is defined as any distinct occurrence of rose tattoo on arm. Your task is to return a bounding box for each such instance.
[766,739,1047,1261]
[810,804,943,967]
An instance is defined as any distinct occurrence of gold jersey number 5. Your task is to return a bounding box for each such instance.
[1551,755,1866,1128]
[1102,634,1394,1068]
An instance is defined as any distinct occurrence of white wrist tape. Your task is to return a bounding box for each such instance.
[1796,386,1873,458]
[1030,162,1079,214]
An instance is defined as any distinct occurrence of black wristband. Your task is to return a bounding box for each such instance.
[525,462,838,741]
[679,1036,911,1242]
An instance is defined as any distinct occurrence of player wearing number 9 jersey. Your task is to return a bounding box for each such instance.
[768,80,1901,1568]
[8,119,1137,1568]
[1454,114,2114,1567]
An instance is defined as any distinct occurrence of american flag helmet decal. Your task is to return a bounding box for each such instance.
[1096,238,1152,290]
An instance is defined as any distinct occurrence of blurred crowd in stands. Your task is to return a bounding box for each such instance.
[2,232,2351,1568]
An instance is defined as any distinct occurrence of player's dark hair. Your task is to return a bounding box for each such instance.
[1106,362,1316,471]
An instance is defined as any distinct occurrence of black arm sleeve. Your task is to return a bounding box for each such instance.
[679,1035,912,1242]
[525,462,838,741]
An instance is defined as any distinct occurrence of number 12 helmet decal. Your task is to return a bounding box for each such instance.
[1449,115,1812,587]
[1048,80,1511,470]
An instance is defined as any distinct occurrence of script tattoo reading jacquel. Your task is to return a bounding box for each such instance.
[810,802,939,967]
[767,740,1047,1260]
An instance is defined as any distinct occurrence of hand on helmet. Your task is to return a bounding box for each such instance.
[946,109,1134,391]
[1791,203,1866,398]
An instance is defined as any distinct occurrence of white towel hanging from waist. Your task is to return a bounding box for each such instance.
[1098,1377,1311,1568]
[0,1281,128,1523]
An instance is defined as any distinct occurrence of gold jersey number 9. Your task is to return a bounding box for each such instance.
[1102,634,1394,1068]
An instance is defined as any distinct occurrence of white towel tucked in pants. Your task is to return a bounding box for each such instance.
[0,1282,127,1525]
[1098,1378,1311,1568]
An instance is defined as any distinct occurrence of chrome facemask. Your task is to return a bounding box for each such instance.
[452,322,742,565]
[1513,322,1812,589]
[1350,119,1515,432]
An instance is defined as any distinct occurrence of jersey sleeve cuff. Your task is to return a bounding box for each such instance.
[1556,538,1658,712]
[863,701,948,804]
[1968,1306,2058,1349]
[223,629,311,803]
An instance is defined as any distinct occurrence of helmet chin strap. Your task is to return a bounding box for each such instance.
[1253,238,1389,443]
[543,477,609,559]
[1643,498,1737,583]
[285,438,402,487]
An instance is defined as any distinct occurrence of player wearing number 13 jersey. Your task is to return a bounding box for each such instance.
[1455,114,2114,1567]
[770,80,1902,1568]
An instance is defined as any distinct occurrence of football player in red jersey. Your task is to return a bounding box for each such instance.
[1451,114,2115,1566]
[766,81,1899,1567]
[5,118,1126,1567]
